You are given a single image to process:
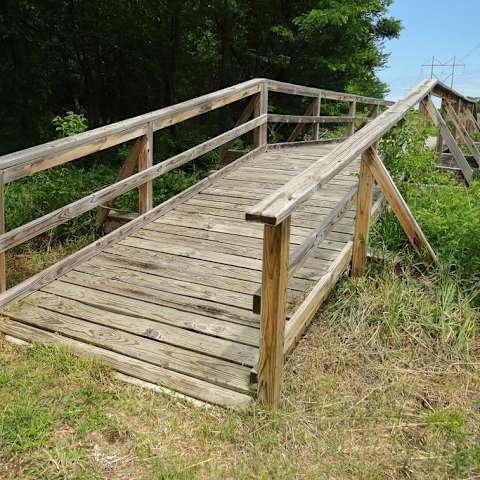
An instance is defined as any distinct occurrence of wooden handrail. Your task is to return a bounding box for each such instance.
[245,79,443,225]
[0,78,264,183]
[0,115,267,253]
[268,114,355,124]
[266,79,394,106]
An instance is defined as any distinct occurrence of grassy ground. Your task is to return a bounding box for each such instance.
[1,118,480,479]
[1,259,479,479]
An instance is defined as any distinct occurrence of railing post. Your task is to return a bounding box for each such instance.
[436,98,445,156]
[253,82,268,147]
[348,99,357,136]
[313,94,322,140]
[257,216,290,408]
[351,150,374,276]
[0,171,5,292]
[138,123,154,214]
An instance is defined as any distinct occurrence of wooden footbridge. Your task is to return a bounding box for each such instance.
[0,78,477,408]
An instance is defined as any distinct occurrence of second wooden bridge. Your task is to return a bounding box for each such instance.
[0,78,477,408]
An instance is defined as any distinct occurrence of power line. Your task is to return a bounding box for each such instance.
[421,56,465,88]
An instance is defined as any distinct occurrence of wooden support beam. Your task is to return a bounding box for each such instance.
[435,99,446,156]
[219,97,255,163]
[257,217,290,408]
[0,116,267,255]
[423,97,473,184]
[0,171,5,292]
[444,100,480,167]
[351,152,375,276]
[0,145,266,310]
[254,84,268,147]
[464,107,480,134]
[348,100,357,136]
[95,136,145,229]
[138,124,154,214]
[287,101,316,142]
[313,94,322,140]
[364,147,438,264]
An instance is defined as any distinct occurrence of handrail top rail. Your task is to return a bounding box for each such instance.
[245,78,469,225]
[266,79,394,106]
[0,77,392,173]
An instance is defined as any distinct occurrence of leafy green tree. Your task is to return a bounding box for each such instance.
[0,0,401,153]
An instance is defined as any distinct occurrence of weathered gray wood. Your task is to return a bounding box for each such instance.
[254,83,268,147]
[246,79,438,225]
[0,145,266,309]
[27,290,258,363]
[284,242,353,353]
[0,116,267,254]
[3,301,252,392]
[0,171,5,292]
[0,318,253,407]
[313,95,322,140]
[444,100,480,167]
[348,100,357,136]
[268,114,355,124]
[257,217,290,407]
[266,79,393,105]
[422,97,473,184]
[95,136,145,229]
[1,79,264,182]
[138,123,154,213]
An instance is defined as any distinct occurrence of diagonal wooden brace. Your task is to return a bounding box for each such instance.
[362,147,438,265]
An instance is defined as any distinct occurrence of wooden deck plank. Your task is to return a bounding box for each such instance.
[59,270,261,327]
[4,301,252,392]
[0,140,369,407]
[0,318,253,408]
[27,290,258,364]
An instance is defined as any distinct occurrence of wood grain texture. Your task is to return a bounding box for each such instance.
[423,97,473,184]
[138,124,154,213]
[257,217,290,408]
[95,136,145,229]
[0,145,266,309]
[0,79,264,182]
[351,153,374,276]
[246,79,438,225]
[365,147,437,263]
[0,116,267,254]
[444,100,480,167]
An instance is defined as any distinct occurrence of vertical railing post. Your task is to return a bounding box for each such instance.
[0,171,5,292]
[313,94,322,140]
[348,99,357,136]
[352,150,374,276]
[138,123,153,214]
[253,82,268,147]
[436,98,445,156]
[257,216,290,408]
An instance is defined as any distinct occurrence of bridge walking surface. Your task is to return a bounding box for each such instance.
[0,141,366,407]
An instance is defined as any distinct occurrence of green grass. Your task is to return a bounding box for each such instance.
[1,112,480,478]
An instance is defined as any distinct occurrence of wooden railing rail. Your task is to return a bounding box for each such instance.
[250,78,475,407]
[0,115,267,254]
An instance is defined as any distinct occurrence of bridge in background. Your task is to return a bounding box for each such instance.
[0,78,477,408]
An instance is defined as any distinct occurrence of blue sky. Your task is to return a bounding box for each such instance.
[378,1,480,100]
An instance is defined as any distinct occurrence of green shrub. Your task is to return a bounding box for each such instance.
[373,113,480,283]
[51,111,88,138]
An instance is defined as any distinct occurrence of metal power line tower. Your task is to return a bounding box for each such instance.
[422,56,465,88]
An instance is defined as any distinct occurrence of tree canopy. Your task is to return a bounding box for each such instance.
[0,0,401,152]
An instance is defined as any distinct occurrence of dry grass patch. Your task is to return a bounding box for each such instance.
[1,258,479,479]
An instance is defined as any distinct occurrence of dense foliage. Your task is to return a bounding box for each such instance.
[0,0,400,153]
[375,113,480,286]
